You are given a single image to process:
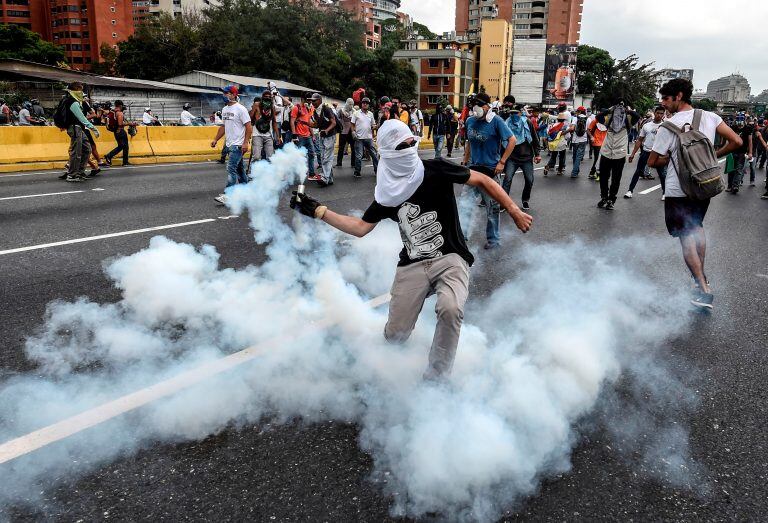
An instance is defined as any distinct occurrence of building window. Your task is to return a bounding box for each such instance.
[428,77,439,86]
[515,24,530,29]
[112,32,118,38]
[428,59,439,68]
[110,6,116,12]
[514,13,530,19]
[426,95,443,105]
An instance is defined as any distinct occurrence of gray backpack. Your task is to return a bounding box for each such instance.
[660,109,724,200]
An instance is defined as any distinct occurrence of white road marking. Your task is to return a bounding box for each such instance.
[0,190,86,201]
[757,273,768,280]
[0,292,392,464]
[639,184,662,195]
[0,219,217,256]
[0,161,218,178]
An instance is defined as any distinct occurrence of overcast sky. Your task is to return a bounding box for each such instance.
[398,0,768,95]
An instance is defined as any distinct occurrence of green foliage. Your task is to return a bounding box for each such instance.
[576,45,613,95]
[412,22,436,39]
[0,24,65,65]
[91,43,118,75]
[110,0,415,100]
[692,98,717,111]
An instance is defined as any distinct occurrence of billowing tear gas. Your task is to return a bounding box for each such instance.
[0,145,703,521]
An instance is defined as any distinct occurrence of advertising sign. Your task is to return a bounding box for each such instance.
[542,44,578,107]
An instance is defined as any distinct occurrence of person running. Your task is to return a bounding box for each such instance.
[625,106,667,199]
[544,112,569,176]
[336,98,356,168]
[568,106,589,177]
[103,100,134,167]
[428,105,449,159]
[211,85,252,205]
[250,89,280,162]
[307,92,337,187]
[289,119,532,379]
[595,101,641,209]
[501,97,541,211]
[180,103,195,126]
[648,78,742,310]
[462,92,517,249]
[351,96,378,178]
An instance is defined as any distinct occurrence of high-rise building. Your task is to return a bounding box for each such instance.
[2,1,135,71]
[706,74,751,103]
[393,34,477,109]
[477,19,513,102]
[455,0,581,44]
[337,0,382,49]
[132,0,221,25]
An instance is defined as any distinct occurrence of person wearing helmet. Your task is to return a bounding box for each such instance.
[17,101,35,126]
[142,107,159,126]
[180,103,194,126]
[31,98,45,121]
[350,96,378,178]
[289,118,532,380]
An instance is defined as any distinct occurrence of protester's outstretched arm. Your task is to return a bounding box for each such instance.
[289,191,376,237]
[466,170,532,233]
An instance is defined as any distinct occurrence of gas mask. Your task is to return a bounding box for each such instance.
[261,98,272,110]
[472,105,485,118]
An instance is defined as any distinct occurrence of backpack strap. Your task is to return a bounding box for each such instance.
[660,120,684,136]
[691,108,704,132]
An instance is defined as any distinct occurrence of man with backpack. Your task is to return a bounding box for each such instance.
[648,78,743,310]
[544,112,569,176]
[249,89,280,161]
[103,100,132,166]
[568,106,589,177]
[53,82,100,182]
[308,92,338,187]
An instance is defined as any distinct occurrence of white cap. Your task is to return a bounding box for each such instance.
[144,107,151,112]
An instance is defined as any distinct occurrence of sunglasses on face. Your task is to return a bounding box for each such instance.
[395,140,417,150]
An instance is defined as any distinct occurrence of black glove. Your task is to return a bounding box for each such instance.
[290,191,321,218]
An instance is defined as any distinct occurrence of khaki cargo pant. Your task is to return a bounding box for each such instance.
[384,253,470,379]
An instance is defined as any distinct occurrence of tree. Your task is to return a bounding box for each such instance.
[0,24,65,65]
[576,45,613,95]
[115,12,203,80]
[693,98,717,111]
[91,43,117,76]
[586,53,661,110]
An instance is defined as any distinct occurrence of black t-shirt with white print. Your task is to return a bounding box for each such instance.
[362,158,474,267]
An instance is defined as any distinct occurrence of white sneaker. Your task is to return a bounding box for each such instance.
[661,195,666,201]
[623,191,633,199]
[214,194,228,205]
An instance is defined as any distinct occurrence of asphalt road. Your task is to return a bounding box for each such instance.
[1,148,766,522]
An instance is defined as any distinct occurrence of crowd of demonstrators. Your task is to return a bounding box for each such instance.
[1,98,47,126]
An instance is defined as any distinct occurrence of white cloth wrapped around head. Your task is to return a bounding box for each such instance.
[374,119,425,207]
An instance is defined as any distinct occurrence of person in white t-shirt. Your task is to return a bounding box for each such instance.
[568,106,589,177]
[648,78,742,310]
[350,96,378,178]
[142,107,159,126]
[625,106,666,198]
[210,85,252,205]
[180,103,195,126]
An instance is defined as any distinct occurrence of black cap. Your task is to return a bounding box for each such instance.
[503,95,516,104]
[475,92,491,106]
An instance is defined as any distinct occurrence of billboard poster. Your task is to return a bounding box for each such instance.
[542,44,578,107]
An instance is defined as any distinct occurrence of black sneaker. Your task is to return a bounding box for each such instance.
[103,157,112,166]
[522,201,530,210]
[761,191,768,199]
[605,200,615,210]
[597,198,607,208]
[691,291,714,310]
[65,174,85,182]
[732,186,739,194]
[353,172,362,178]
[58,172,68,180]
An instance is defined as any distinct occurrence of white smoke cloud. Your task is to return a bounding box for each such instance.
[0,145,705,520]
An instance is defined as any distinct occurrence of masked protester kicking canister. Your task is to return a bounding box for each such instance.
[289,119,532,379]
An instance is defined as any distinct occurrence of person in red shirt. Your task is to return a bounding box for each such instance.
[290,93,316,178]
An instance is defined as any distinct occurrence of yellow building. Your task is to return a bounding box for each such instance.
[478,19,513,102]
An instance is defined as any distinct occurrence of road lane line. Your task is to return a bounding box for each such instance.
[639,184,662,195]
[0,161,219,178]
[0,190,86,201]
[757,273,768,280]
[0,292,392,464]
[0,219,217,256]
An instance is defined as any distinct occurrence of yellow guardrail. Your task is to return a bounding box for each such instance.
[0,125,436,173]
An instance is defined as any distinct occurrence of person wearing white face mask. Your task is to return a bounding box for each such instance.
[461,92,517,249]
[289,119,532,380]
